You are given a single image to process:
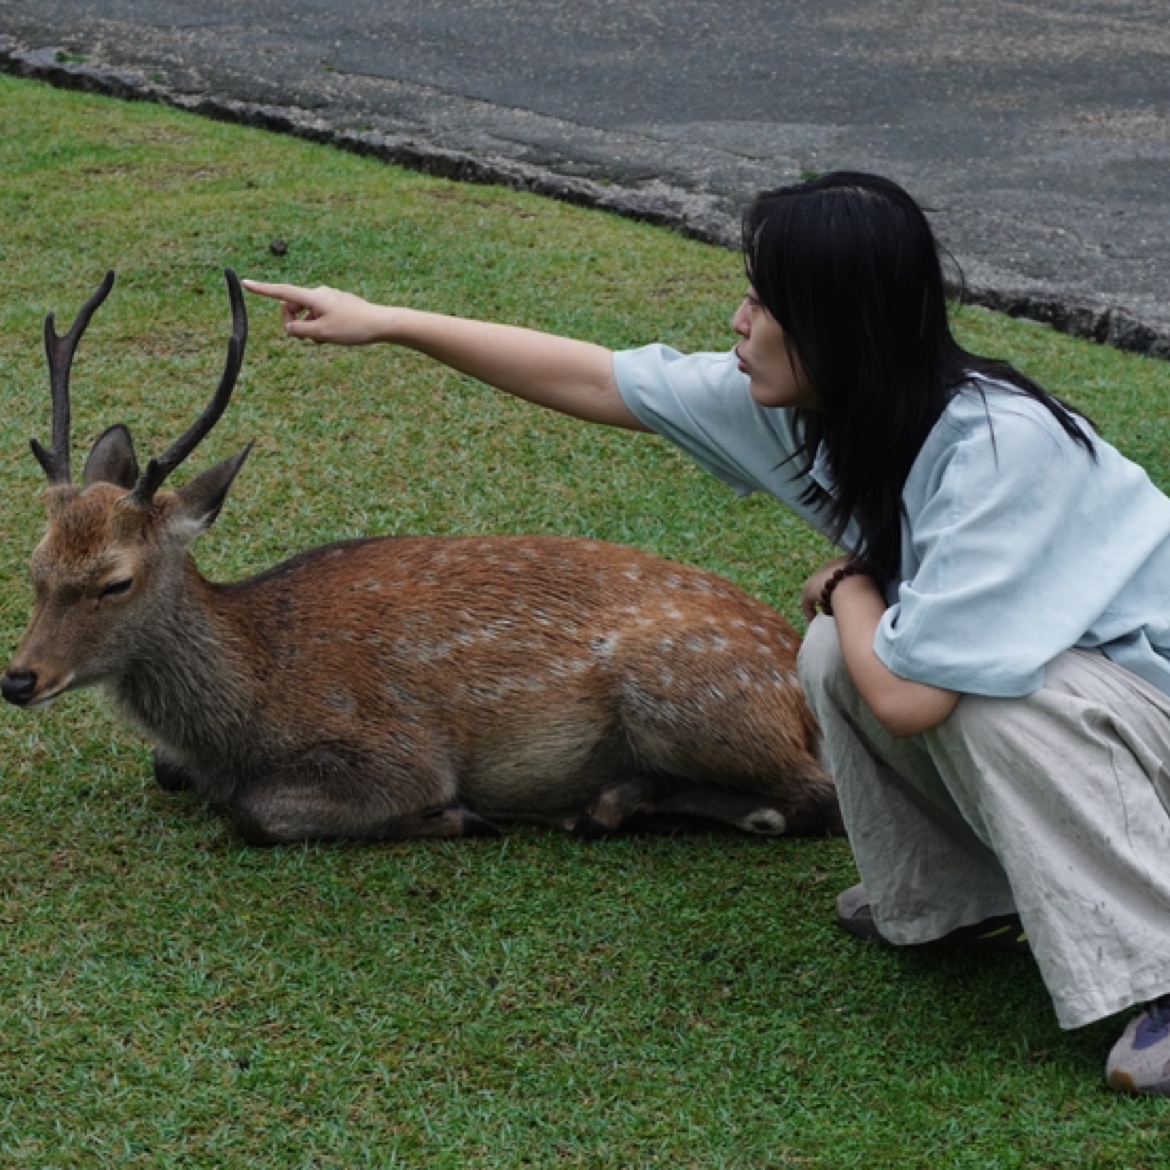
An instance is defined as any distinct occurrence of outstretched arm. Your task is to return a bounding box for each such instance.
[242,280,647,431]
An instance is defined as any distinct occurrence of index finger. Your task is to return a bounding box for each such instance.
[241,279,313,304]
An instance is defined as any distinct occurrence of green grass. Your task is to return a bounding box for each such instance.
[2,75,1170,1165]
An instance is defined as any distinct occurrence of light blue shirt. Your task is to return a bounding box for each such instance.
[614,344,1170,699]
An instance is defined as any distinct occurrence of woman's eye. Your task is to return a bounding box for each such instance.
[100,579,133,600]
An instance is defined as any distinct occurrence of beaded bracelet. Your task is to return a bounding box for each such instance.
[819,564,868,617]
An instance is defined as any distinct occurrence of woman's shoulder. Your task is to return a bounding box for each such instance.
[934,374,1094,455]
[614,343,741,384]
[904,375,1108,510]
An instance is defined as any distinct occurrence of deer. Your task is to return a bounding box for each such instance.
[0,270,839,845]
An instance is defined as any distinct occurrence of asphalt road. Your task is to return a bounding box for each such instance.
[2,0,1168,356]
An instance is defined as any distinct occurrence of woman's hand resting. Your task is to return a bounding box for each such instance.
[801,555,852,622]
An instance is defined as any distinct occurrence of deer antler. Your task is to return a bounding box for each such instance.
[127,268,248,508]
[32,270,117,485]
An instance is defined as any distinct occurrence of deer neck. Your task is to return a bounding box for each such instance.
[106,558,258,777]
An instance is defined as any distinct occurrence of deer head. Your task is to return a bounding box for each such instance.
[2,270,252,709]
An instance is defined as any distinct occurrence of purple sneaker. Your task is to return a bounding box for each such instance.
[1106,996,1170,1095]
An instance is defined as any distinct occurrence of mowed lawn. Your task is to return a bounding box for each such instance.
[1,75,1169,1166]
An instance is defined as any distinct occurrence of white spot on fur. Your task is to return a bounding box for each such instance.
[623,564,642,581]
[592,633,620,660]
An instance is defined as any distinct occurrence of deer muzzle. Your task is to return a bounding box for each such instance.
[1,661,72,709]
[1,670,38,707]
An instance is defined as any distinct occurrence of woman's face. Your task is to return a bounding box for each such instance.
[732,290,818,410]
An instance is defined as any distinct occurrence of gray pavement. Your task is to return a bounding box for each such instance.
[1,0,1168,357]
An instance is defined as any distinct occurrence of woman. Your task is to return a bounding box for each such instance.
[244,171,1170,1093]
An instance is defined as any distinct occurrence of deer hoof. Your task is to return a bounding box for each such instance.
[458,808,501,837]
[738,808,789,835]
[571,811,619,838]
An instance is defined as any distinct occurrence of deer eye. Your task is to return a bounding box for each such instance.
[99,578,133,600]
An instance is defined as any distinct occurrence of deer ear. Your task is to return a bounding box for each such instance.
[171,443,253,540]
[83,424,139,489]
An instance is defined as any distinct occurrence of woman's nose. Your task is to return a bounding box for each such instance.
[732,301,750,337]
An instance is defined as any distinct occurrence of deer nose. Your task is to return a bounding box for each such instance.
[1,671,37,706]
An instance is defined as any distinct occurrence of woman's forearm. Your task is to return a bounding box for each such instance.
[380,308,645,429]
[242,281,647,430]
[828,574,960,738]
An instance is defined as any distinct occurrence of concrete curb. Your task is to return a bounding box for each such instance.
[4,35,1167,361]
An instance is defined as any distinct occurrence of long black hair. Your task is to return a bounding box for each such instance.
[742,171,1094,586]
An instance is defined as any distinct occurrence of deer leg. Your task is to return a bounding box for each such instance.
[570,775,666,837]
[634,787,792,836]
[233,787,499,846]
[571,777,791,837]
[153,748,195,793]
[229,750,498,845]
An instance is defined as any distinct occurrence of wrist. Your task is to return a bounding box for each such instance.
[818,563,873,616]
[373,305,414,345]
